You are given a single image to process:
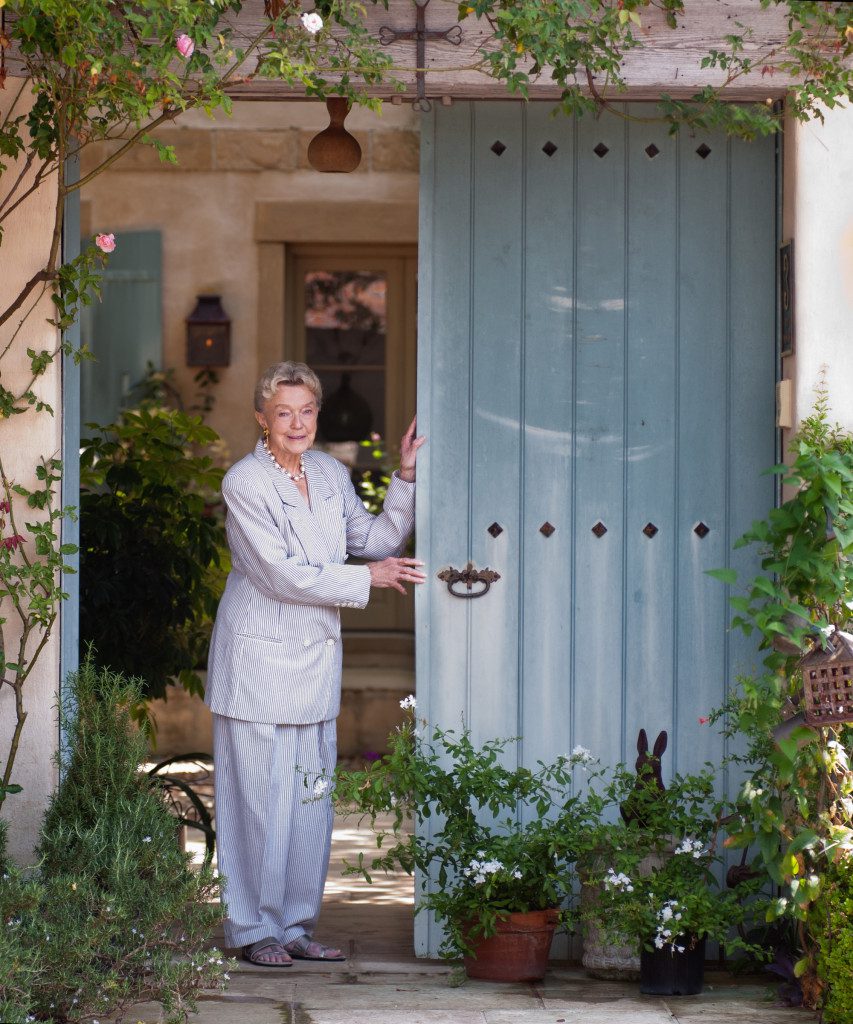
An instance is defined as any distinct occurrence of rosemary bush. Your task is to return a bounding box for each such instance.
[0,657,229,1024]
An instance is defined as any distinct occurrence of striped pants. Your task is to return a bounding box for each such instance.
[212,714,337,949]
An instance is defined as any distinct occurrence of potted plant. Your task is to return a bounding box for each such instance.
[331,700,599,980]
[576,762,764,996]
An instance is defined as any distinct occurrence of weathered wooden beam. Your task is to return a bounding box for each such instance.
[224,0,796,101]
[1,0,804,102]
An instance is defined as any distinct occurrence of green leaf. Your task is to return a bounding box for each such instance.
[707,568,738,585]
[787,829,818,856]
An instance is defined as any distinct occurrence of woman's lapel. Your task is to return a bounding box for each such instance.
[252,441,330,566]
[252,443,342,565]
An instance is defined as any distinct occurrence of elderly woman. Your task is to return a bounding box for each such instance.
[206,361,425,967]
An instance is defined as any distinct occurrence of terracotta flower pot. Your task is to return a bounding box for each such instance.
[462,908,559,982]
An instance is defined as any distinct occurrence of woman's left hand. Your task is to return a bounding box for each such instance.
[399,416,426,483]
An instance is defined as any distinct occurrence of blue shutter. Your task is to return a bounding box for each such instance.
[80,230,162,429]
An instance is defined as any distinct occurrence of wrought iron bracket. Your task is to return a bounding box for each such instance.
[437,562,501,599]
[378,0,462,112]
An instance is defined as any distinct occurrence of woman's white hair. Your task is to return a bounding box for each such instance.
[254,361,323,412]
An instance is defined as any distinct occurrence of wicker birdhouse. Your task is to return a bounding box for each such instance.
[799,630,853,727]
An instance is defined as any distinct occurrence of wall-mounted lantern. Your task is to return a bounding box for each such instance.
[307,97,362,173]
[186,294,231,367]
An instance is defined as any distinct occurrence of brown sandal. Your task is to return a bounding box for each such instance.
[242,937,293,967]
[283,935,346,961]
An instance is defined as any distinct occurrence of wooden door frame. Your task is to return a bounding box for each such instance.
[284,244,418,455]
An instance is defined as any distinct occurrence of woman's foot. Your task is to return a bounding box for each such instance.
[283,934,346,961]
[242,937,293,967]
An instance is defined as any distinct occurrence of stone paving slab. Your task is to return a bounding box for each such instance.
[483,1009,674,1024]
[293,1012,488,1024]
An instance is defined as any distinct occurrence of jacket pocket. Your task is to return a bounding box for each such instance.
[241,592,283,641]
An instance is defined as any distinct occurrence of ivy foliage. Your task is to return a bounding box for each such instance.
[459,0,853,138]
[708,388,853,1010]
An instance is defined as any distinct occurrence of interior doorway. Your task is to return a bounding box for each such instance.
[285,243,419,760]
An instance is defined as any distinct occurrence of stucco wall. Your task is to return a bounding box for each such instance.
[783,103,853,435]
[80,101,420,460]
[0,80,63,864]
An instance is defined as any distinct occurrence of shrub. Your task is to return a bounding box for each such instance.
[79,407,227,700]
[0,657,229,1024]
[816,865,853,1024]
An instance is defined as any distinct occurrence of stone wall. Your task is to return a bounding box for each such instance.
[80,101,420,461]
[783,103,853,437]
[0,80,63,864]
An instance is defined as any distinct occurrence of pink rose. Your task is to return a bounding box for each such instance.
[95,233,116,253]
[2,535,25,551]
[176,33,195,58]
[698,716,710,726]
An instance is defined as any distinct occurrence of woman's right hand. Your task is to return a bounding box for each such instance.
[367,557,426,594]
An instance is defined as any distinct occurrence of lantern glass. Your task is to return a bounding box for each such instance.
[186,295,231,367]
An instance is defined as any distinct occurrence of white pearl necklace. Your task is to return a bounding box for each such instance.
[264,440,306,481]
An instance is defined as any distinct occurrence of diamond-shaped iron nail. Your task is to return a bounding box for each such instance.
[643,522,659,538]
[487,522,503,538]
[694,522,710,538]
[592,522,607,538]
[491,140,507,156]
[593,142,609,158]
[696,143,711,159]
[540,522,556,537]
[645,143,660,158]
[542,141,558,157]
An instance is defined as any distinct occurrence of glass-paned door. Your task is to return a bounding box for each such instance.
[287,245,417,631]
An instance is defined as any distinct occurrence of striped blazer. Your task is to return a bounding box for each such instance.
[205,441,415,724]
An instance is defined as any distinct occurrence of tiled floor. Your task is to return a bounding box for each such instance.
[129,766,814,1024]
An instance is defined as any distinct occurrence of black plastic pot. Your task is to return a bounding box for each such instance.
[639,936,706,996]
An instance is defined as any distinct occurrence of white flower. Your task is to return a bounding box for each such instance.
[570,745,595,764]
[142,835,152,843]
[313,777,330,797]
[512,869,522,880]
[399,694,417,710]
[654,935,665,949]
[674,836,705,858]
[390,795,398,807]
[300,11,323,33]
[604,868,634,893]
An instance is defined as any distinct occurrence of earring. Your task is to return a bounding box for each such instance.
[262,425,270,443]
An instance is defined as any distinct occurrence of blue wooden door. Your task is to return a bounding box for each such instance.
[80,230,162,430]
[415,103,776,956]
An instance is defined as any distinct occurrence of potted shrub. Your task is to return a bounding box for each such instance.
[332,700,599,980]
[577,762,764,996]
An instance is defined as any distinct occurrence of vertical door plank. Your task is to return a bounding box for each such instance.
[674,133,729,779]
[415,105,475,956]
[572,110,628,771]
[623,108,679,763]
[468,103,524,750]
[520,106,577,771]
[726,136,777,781]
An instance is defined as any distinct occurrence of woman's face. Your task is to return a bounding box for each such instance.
[256,383,319,460]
